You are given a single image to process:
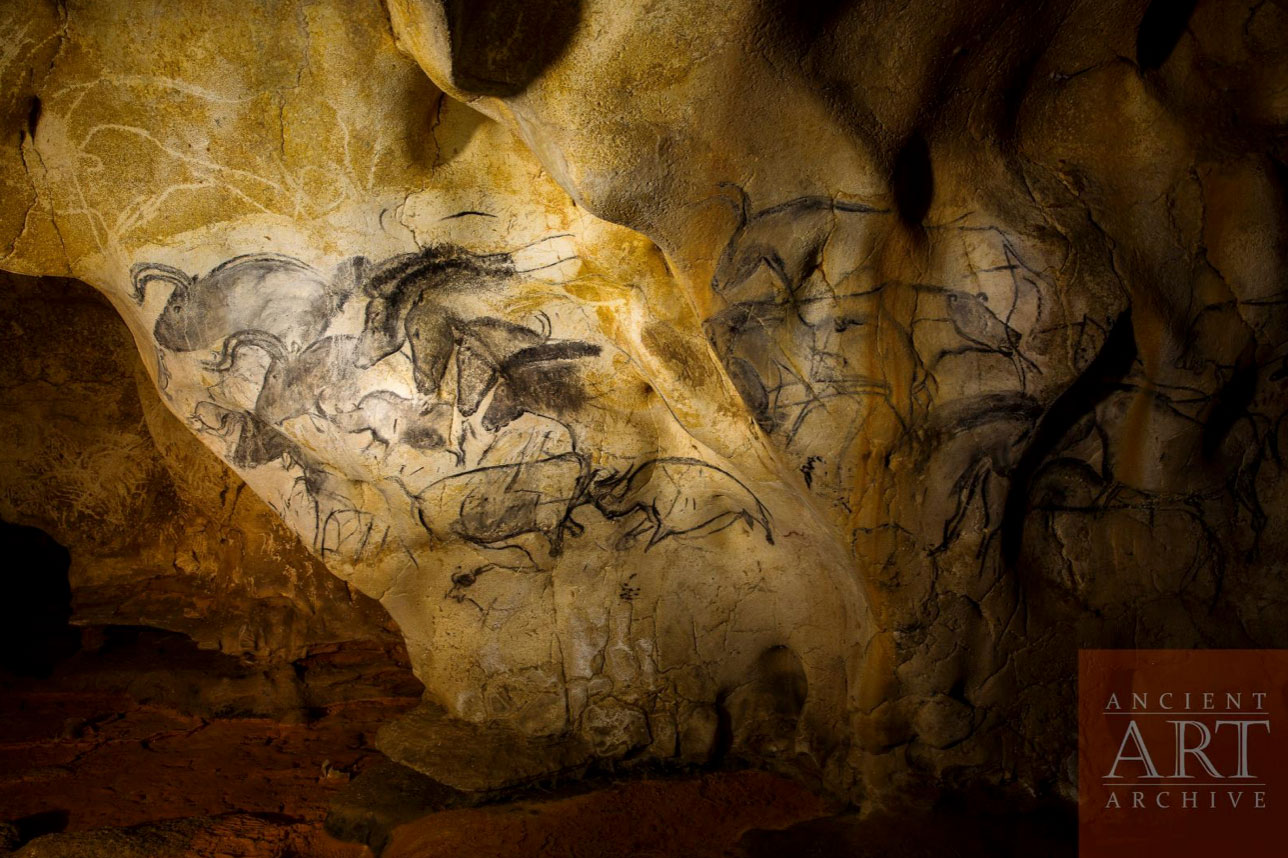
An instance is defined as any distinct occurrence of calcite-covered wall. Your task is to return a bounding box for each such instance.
[2,0,1286,806]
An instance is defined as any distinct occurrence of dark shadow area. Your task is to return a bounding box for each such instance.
[328,758,831,858]
[892,132,934,227]
[0,521,79,678]
[1201,341,1258,459]
[763,0,853,49]
[0,619,422,837]
[25,95,41,140]
[444,0,582,97]
[1135,0,1198,72]
[736,795,1076,857]
[12,809,70,845]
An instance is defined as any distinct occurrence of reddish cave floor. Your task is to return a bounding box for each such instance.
[0,563,1072,858]
[0,627,420,855]
[0,626,846,858]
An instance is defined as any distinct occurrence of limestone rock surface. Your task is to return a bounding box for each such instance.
[2,0,1287,805]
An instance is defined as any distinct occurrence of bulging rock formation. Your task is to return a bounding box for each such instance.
[2,0,1286,807]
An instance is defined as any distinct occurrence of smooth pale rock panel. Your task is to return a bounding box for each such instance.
[0,0,870,796]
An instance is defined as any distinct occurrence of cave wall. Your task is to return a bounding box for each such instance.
[0,271,397,660]
[1,0,1286,805]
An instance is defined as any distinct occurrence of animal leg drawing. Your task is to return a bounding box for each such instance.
[589,457,774,550]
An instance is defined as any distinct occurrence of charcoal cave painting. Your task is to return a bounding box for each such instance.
[8,0,1288,824]
[706,189,1284,588]
[697,181,1288,801]
[131,242,775,576]
[706,194,1050,522]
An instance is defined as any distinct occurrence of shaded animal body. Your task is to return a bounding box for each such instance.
[399,301,602,427]
[435,315,546,407]
[590,457,774,550]
[344,242,605,430]
[711,194,887,301]
[703,300,796,436]
[132,254,345,353]
[327,390,455,452]
[353,243,517,370]
[479,340,604,430]
[415,452,590,555]
[207,330,360,425]
[352,243,600,417]
[191,401,299,470]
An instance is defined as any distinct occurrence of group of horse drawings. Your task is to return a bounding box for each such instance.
[130,242,773,565]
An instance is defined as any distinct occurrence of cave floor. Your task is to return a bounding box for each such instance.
[0,627,1074,857]
[0,626,419,855]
